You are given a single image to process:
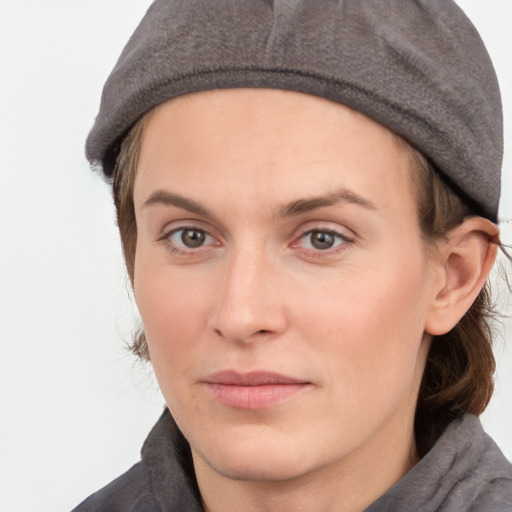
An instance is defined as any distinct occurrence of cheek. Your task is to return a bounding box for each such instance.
[300,252,431,403]
[133,259,210,391]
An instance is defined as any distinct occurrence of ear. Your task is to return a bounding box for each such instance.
[425,217,499,336]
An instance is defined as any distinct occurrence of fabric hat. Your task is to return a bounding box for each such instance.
[86,0,503,221]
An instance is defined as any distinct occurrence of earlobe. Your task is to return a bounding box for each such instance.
[425,218,499,336]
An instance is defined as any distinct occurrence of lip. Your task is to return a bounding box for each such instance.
[203,370,312,409]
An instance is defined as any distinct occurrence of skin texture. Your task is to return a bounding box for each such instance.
[132,89,497,512]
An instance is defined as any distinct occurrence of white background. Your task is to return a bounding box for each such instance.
[0,1,510,511]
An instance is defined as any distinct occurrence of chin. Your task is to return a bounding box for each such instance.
[195,444,313,483]
[189,421,320,482]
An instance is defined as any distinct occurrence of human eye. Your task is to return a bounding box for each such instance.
[160,225,220,256]
[292,227,353,255]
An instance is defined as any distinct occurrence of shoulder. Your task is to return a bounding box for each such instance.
[468,478,512,512]
[441,416,512,511]
[366,415,512,512]
[70,462,160,512]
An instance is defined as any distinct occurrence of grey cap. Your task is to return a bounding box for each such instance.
[86,0,503,221]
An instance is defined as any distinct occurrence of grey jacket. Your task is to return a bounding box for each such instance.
[72,410,512,511]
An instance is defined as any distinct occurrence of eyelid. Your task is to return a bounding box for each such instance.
[291,221,355,242]
[160,218,220,240]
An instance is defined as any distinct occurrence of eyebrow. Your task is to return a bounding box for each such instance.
[142,188,377,218]
[279,189,377,217]
[142,190,213,217]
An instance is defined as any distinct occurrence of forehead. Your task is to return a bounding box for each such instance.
[134,88,416,217]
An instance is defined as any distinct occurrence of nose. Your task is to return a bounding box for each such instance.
[208,248,287,344]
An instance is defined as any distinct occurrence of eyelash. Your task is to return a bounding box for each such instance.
[292,228,353,256]
[159,226,219,256]
[159,225,354,257]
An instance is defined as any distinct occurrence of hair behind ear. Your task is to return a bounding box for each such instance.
[415,282,497,454]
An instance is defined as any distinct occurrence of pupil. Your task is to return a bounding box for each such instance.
[182,229,205,248]
[311,231,334,250]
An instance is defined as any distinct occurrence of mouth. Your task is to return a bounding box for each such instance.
[203,370,312,409]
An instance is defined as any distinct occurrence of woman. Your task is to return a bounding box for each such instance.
[73,1,512,510]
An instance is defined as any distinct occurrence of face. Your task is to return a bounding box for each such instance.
[133,89,436,485]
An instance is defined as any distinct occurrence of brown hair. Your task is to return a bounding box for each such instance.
[398,141,498,455]
[112,114,500,456]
